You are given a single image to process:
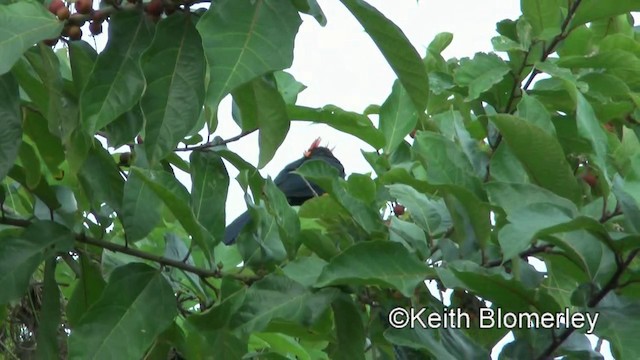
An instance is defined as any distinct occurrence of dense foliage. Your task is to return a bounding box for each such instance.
[1,0,640,358]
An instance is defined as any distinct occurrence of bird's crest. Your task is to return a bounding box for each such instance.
[304,137,322,157]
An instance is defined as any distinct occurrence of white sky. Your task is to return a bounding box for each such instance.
[85,0,614,358]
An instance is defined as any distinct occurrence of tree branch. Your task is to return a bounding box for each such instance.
[0,216,258,282]
[174,128,258,152]
[536,248,640,359]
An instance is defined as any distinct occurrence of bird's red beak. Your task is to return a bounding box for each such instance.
[304,137,322,157]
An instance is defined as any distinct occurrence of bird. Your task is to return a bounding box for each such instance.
[223,138,346,245]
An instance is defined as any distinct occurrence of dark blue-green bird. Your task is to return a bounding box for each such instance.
[223,138,345,245]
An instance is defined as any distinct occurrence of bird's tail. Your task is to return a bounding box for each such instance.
[223,211,251,245]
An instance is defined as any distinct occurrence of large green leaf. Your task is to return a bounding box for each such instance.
[35,259,61,359]
[288,104,385,149]
[413,132,484,198]
[454,52,511,101]
[80,11,154,133]
[24,44,78,141]
[121,161,163,241]
[491,114,581,203]
[131,167,215,259]
[0,0,63,75]
[197,0,302,108]
[442,261,561,314]
[315,241,432,297]
[229,275,339,335]
[576,92,609,178]
[141,13,205,164]
[78,144,125,214]
[0,72,21,182]
[232,75,290,168]
[68,40,97,93]
[68,263,177,360]
[328,296,366,360]
[66,254,106,327]
[387,184,450,236]
[263,178,301,257]
[340,0,429,112]
[570,0,640,28]
[23,109,65,176]
[379,80,418,153]
[520,0,562,39]
[190,151,229,244]
[0,221,73,305]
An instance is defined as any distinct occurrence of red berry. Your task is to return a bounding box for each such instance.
[582,173,597,188]
[393,204,405,216]
[56,6,70,20]
[48,0,65,14]
[74,0,92,14]
[145,0,163,16]
[89,21,102,35]
[43,38,59,47]
[66,25,82,40]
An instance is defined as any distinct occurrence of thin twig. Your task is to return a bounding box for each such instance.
[0,217,258,282]
[174,129,258,152]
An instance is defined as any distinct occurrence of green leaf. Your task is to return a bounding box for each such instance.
[80,11,154,133]
[576,92,609,178]
[556,50,640,90]
[232,75,290,168]
[387,184,450,236]
[0,72,22,182]
[385,326,489,360]
[291,0,326,26]
[282,256,327,288]
[328,296,366,360]
[23,109,65,175]
[315,241,432,297]
[229,275,339,335]
[570,0,640,28]
[340,0,429,112]
[590,294,640,359]
[197,0,302,108]
[444,261,561,313]
[68,40,97,93]
[516,93,555,135]
[295,160,384,235]
[131,167,215,259]
[263,178,301,257]
[491,114,581,203]
[520,0,562,39]
[24,44,78,141]
[0,0,63,75]
[413,132,483,197]
[35,259,61,359]
[78,144,125,214]
[379,80,418,153]
[18,141,41,189]
[288,104,385,149]
[0,221,73,305]
[141,13,205,164]
[190,151,229,244]
[66,254,106,327]
[454,52,511,101]
[274,70,306,105]
[122,158,163,241]
[68,263,177,360]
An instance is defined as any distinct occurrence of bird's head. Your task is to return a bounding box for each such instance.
[304,137,334,158]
